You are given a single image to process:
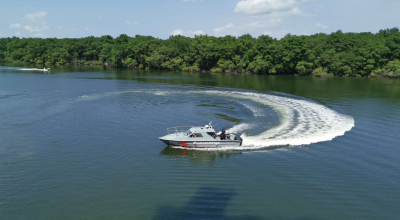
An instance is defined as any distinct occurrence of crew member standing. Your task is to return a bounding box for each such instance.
[220,129,226,140]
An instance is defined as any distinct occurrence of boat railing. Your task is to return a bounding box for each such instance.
[167,126,193,135]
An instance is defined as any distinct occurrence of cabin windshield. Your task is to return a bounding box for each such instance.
[184,130,192,136]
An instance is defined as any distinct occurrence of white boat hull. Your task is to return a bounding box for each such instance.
[159,139,242,149]
[159,123,243,149]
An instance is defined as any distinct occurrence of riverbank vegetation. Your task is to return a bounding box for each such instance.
[1,28,400,77]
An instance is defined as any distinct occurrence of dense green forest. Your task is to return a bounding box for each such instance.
[1,28,400,77]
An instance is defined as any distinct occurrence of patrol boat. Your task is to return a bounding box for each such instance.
[159,122,243,149]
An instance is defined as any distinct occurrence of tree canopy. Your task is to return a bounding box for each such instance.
[1,28,400,77]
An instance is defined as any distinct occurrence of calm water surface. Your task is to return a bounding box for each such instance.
[0,65,399,219]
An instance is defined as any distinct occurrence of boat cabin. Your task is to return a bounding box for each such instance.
[186,125,217,138]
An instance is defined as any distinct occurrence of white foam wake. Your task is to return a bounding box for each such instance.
[239,102,264,117]
[226,123,256,134]
[19,68,49,71]
[200,91,354,148]
[76,89,354,150]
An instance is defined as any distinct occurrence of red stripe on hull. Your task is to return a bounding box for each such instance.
[170,145,217,149]
[182,146,217,149]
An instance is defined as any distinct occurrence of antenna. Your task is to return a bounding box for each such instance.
[209,121,218,127]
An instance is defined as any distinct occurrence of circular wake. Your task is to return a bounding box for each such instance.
[76,88,355,150]
[199,91,354,149]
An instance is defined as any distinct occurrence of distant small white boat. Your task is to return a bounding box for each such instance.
[19,67,50,72]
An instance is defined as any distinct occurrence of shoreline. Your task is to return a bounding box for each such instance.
[2,29,400,79]
[2,62,399,79]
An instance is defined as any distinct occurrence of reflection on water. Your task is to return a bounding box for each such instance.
[153,186,261,220]
[160,147,242,164]
[214,113,243,123]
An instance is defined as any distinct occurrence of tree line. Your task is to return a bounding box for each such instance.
[1,27,400,77]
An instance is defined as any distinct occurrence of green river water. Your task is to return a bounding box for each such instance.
[0,65,399,219]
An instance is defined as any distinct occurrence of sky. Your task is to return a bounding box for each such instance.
[0,0,399,39]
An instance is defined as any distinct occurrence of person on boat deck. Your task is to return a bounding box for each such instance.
[219,129,226,140]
